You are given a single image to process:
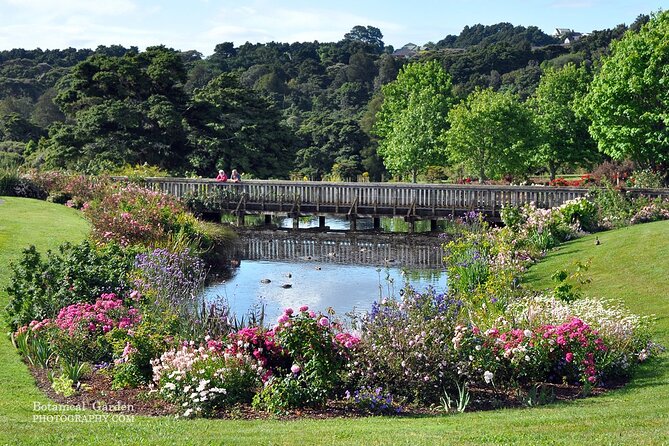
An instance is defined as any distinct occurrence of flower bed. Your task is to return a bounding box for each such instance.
[6,176,663,418]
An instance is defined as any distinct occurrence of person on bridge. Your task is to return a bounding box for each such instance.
[216,170,228,182]
[230,169,241,183]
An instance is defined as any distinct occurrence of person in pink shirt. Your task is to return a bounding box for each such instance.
[215,169,227,182]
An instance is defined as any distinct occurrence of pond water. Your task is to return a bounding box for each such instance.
[203,216,449,322]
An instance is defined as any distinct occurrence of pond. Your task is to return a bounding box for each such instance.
[203,216,449,322]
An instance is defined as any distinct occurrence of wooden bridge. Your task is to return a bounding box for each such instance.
[140,178,668,231]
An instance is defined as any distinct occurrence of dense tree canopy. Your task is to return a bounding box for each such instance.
[374,61,454,182]
[446,88,536,182]
[0,16,652,180]
[529,63,598,180]
[579,10,669,169]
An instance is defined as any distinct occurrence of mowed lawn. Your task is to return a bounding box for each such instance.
[0,197,668,445]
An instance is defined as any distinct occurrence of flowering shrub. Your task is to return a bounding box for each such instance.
[252,307,358,412]
[83,182,198,247]
[23,293,141,363]
[470,318,608,385]
[348,287,464,404]
[630,199,669,225]
[153,343,260,417]
[5,241,136,330]
[510,295,656,380]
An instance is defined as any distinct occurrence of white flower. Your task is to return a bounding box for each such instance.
[523,329,533,338]
[483,370,494,384]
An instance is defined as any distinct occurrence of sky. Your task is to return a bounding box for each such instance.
[0,0,665,55]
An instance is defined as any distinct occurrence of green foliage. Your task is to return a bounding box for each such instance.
[11,327,53,368]
[374,60,454,182]
[111,362,145,390]
[445,88,536,182]
[551,260,591,303]
[579,10,669,169]
[58,357,90,384]
[5,240,135,330]
[528,63,598,180]
[50,374,75,397]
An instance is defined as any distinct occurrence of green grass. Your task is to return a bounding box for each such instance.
[0,197,668,445]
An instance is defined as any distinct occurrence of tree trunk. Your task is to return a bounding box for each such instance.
[478,166,486,184]
[412,170,417,183]
[549,162,557,182]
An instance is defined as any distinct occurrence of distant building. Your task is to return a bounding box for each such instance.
[554,28,583,44]
[392,43,421,58]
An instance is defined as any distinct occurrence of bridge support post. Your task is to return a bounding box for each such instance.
[293,217,299,230]
[319,216,326,229]
[430,219,438,232]
[350,217,357,231]
[236,213,245,227]
[264,214,272,226]
[373,217,380,230]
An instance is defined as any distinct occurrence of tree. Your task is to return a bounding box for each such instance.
[344,26,384,53]
[187,73,294,178]
[445,88,536,182]
[579,11,669,169]
[528,63,598,180]
[374,60,454,182]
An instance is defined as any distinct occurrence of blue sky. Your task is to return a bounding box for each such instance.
[0,0,664,55]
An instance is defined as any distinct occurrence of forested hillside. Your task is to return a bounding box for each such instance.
[0,16,651,180]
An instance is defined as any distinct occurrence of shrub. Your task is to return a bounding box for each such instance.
[152,344,260,417]
[349,288,463,404]
[5,241,136,330]
[22,293,142,364]
[253,307,358,412]
[83,182,198,247]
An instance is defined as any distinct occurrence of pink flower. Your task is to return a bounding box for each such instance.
[565,352,574,363]
[318,317,330,327]
[308,311,316,318]
[277,314,289,324]
[290,364,301,374]
[299,305,309,312]
[284,308,294,316]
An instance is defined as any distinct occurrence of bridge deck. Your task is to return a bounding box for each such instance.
[139,178,669,222]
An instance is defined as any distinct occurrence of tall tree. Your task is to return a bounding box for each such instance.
[344,26,384,53]
[445,88,536,182]
[528,63,598,180]
[187,73,294,178]
[579,10,669,169]
[374,60,454,182]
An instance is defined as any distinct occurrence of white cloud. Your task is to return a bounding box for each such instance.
[203,3,403,45]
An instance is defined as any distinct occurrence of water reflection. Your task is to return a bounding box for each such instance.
[204,217,448,322]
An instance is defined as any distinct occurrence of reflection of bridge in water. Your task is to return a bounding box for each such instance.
[234,230,445,269]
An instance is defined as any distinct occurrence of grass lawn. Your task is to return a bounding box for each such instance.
[0,197,668,445]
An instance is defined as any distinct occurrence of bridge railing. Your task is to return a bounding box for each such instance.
[135,177,669,217]
[142,178,592,210]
